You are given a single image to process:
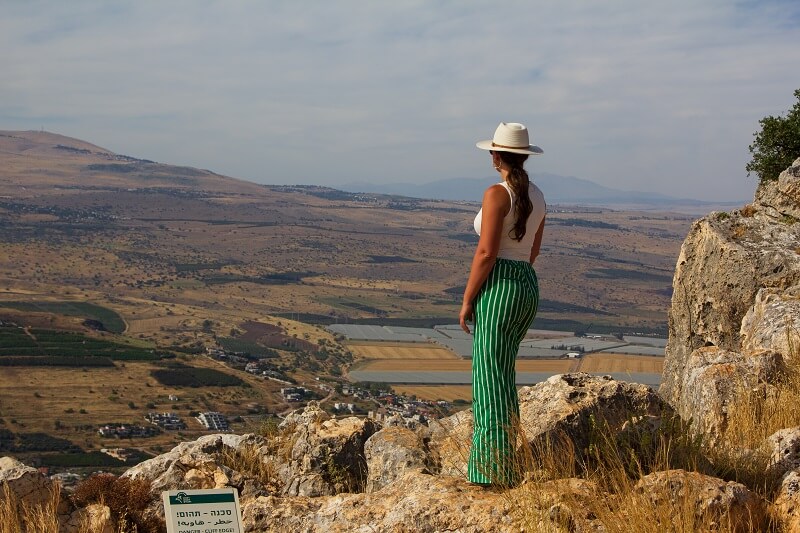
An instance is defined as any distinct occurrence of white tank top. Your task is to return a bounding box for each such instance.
[473,181,546,262]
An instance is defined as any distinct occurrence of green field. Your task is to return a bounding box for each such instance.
[0,301,126,333]
[0,326,161,364]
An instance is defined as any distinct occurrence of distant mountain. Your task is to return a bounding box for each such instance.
[338,173,734,208]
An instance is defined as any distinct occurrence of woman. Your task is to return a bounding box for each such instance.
[459,122,546,487]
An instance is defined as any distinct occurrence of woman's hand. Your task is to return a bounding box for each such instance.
[459,301,474,334]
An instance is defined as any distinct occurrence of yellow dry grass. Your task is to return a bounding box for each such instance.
[576,353,664,374]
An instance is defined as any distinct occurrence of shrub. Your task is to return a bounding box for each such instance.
[72,473,162,532]
[747,88,800,184]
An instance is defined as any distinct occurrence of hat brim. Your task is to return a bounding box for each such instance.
[476,139,543,155]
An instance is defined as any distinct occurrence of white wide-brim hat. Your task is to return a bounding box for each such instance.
[476,122,543,155]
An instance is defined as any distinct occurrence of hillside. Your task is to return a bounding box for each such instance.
[0,130,689,332]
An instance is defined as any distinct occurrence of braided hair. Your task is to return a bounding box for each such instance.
[496,151,531,241]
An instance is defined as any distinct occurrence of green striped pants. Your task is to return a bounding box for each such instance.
[468,258,539,486]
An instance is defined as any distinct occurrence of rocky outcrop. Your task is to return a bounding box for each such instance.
[243,471,520,533]
[677,347,786,444]
[122,433,263,493]
[661,157,800,441]
[766,427,800,480]
[281,411,378,496]
[0,456,57,508]
[633,470,767,532]
[774,470,800,532]
[364,426,430,493]
[430,373,673,476]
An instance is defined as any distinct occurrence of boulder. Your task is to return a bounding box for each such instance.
[774,470,800,533]
[282,411,379,496]
[754,157,800,221]
[766,427,800,480]
[677,347,786,444]
[61,503,114,533]
[364,426,429,493]
[427,374,673,477]
[634,469,767,533]
[741,287,800,356]
[517,373,673,455]
[424,408,472,478]
[122,433,263,493]
[0,456,55,508]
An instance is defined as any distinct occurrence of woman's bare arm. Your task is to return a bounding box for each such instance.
[529,216,546,264]
[459,184,509,333]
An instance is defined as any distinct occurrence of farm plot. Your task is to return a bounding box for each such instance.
[576,353,664,374]
[347,342,459,360]
[353,358,574,372]
[392,385,473,402]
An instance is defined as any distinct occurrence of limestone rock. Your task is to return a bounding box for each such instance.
[282,414,378,496]
[61,503,114,533]
[425,407,472,478]
[0,456,55,508]
[774,470,800,533]
[364,426,429,493]
[741,287,800,356]
[660,164,800,409]
[677,347,785,444]
[517,373,672,454]
[243,470,521,532]
[766,427,800,480]
[754,156,800,221]
[122,433,263,493]
[428,374,672,476]
[280,401,329,429]
[634,469,767,532]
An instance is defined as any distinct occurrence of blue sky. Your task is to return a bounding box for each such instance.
[2,1,799,201]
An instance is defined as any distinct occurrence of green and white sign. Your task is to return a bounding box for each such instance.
[163,488,244,533]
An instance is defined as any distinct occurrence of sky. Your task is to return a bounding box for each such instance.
[2,1,799,202]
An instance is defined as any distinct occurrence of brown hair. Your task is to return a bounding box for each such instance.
[496,151,531,241]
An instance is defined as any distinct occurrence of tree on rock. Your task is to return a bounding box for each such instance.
[747,88,800,184]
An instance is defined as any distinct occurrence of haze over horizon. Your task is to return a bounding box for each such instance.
[2,1,799,202]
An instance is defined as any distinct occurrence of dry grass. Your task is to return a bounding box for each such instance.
[0,482,60,533]
[219,443,280,492]
[723,330,800,450]
[503,418,772,532]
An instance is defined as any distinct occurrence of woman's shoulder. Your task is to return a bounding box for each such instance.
[481,183,512,212]
[483,182,509,197]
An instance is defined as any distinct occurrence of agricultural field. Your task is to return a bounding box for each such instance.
[393,385,473,403]
[576,353,665,374]
[352,356,575,373]
[0,354,287,462]
[347,342,459,360]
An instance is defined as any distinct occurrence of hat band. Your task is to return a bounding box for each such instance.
[492,142,528,150]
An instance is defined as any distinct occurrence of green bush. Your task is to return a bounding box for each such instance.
[747,88,800,184]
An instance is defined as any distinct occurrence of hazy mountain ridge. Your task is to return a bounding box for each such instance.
[339,173,742,209]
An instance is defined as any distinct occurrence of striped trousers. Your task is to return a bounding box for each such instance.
[467,258,539,486]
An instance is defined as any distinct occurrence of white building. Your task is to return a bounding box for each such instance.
[196,412,229,431]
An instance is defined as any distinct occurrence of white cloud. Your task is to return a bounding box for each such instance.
[1,0,798,200]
